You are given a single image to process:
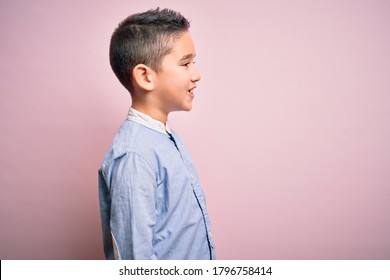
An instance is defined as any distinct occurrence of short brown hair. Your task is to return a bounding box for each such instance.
[109,8,190,93]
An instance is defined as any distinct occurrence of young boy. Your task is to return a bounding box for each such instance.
[98,8,216,260]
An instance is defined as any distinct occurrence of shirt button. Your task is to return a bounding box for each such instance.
[202,202,205,208]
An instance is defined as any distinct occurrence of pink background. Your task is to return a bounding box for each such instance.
[1,0,389,259]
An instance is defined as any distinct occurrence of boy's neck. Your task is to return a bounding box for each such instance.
[131,103,168,124]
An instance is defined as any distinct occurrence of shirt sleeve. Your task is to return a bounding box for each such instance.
[108,151,157,259]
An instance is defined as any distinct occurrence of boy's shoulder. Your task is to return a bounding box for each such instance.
[108,120,161,152]
[101,120,182,168]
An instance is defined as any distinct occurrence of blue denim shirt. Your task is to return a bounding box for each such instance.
[98,119,216,260]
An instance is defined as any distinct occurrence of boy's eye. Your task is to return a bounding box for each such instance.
[182,61,196,67]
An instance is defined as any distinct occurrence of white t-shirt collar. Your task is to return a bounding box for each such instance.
[127,107,172,135]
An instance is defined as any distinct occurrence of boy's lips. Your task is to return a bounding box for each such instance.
[187,86,196,95]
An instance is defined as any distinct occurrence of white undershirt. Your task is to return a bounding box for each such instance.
[127,107,172,135]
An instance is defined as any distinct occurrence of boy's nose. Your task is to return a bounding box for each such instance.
[192,66,201,82]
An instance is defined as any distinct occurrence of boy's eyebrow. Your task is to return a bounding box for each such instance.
[179,53,196,61]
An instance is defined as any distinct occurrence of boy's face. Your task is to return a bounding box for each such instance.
[153,31,201,115]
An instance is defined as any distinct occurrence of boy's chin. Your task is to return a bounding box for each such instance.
[178,104,193,112]
[169,104,193,113]
[183,106,193,112]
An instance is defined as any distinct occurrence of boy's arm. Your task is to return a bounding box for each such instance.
[109,151,157,259]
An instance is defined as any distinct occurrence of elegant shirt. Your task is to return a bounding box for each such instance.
[98,108,216,260]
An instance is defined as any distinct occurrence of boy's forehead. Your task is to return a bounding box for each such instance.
[170,32,196,58]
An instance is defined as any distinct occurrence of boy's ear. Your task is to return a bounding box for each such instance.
[132,64,155,92]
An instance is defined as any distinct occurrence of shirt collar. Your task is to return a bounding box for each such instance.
[127,107,171,135]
